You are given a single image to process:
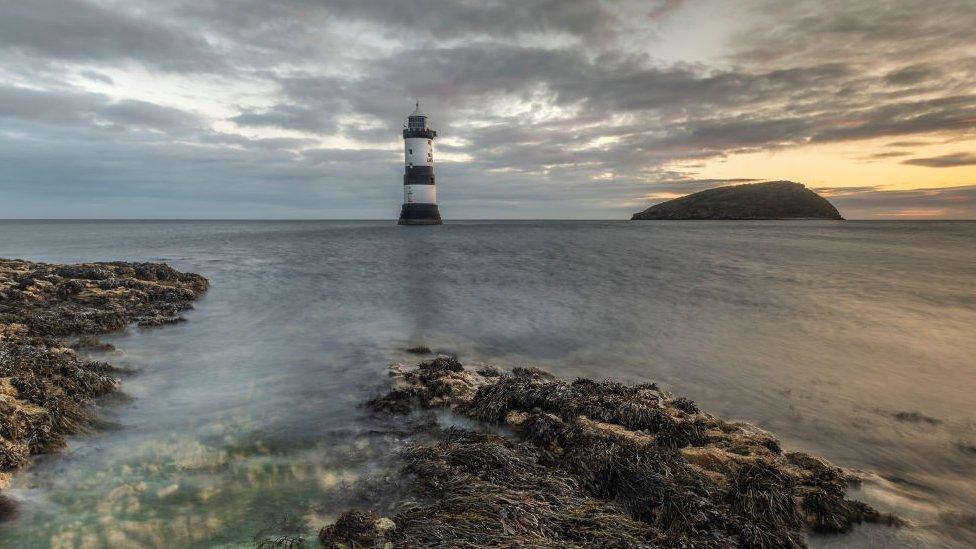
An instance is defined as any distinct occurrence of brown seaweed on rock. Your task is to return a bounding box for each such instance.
[323,355,899,547]
[0,258,207,516]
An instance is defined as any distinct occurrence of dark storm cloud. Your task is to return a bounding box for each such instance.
[359,48,855,120]
[331,0,618,42]
[200,134,320,152]
[810,95,976,143]
[635,178,759,198]
[653,116,812,150]
[178,0,619,44]
[79,70,114,85]
[820,185,976,219]
[231,105,339,135]
[238,46,865,177]
[0,85,202,133]
[731,0,976,65]
[1,0,974,218]
[0,0,223,72]
[647,0,689,20]
[903,153,976,168]
[239,35,967,181]
[860,151,911,160]
[885,64,941,86]
[886,141,931,148]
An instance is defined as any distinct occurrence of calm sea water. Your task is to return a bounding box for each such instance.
[0,220,974,548]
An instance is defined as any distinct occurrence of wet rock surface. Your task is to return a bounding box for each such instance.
[0,258,207,507]
[324,355,900,548]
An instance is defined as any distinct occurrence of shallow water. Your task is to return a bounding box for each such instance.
[1,220,974,547]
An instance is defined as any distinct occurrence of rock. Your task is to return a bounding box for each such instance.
[375,518,396,535]
[69,336,115,352]
[631,180,844,220]
[319,510,394,547]
[138,315,187,328]
[0,258,207,520]
[334,357,896,547]
[681,446,747,475]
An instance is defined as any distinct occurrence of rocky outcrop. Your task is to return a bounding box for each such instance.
[0,259,207,515]
[632,181,844,220]
[321,356,898,547]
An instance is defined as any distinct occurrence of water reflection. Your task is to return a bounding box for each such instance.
[396,225,448,346]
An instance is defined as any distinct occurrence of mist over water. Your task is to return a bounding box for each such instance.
[1,220,974,547]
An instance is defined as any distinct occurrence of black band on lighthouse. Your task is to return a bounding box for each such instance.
[399,203,442,224]
[403,128,436,139]
[404,166,435,185]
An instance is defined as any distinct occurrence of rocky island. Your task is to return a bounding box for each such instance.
[320,355,899,548]
[632,181,844,220]
[0,259,208,518]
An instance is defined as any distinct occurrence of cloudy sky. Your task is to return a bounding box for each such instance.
[1,0,974,219]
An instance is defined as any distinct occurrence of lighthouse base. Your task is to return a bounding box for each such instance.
[398,203,442,225]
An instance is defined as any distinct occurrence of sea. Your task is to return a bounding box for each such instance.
[0,220,974,548]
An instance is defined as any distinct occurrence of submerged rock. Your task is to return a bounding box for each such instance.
[323,355,899,547]
[0,258,207,516]
[631,181,844,220]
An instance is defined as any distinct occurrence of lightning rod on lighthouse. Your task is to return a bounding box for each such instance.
[398,102,442,225]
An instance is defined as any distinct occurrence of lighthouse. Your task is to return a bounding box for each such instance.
[398,102,442,225]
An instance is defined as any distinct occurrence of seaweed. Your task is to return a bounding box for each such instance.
[365,389,418,415]
[319,510,395,548]
[325,357,898,546]
[418,355,464,373]
[0,258,208,519]
[726,462,801,531]
[69,336,116,352]
[383,428,659,548]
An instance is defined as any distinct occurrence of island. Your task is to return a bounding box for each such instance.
[631,181,844,220]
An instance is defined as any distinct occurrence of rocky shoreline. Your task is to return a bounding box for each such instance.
[0,260,904,546]
[0,258,208,518]
[322,355,901,548]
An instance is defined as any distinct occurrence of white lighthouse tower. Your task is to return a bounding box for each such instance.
[398,102,442,225]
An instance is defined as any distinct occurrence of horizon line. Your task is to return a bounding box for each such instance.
[1,218,974,222]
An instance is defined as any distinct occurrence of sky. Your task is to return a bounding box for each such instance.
[0,0,974,219]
